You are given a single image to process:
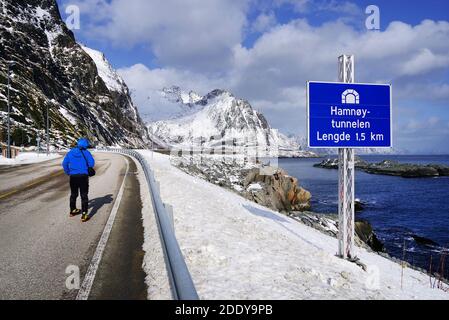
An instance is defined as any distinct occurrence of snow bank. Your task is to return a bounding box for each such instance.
[130,156,172,300]
[138,150,448,300]
[0,152,61,166]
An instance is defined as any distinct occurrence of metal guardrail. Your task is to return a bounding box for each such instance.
[98,148,199,300]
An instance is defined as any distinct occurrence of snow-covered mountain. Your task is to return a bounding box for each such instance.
[0,0,148,148]
[147,87,317,157]
[161,86,202,105]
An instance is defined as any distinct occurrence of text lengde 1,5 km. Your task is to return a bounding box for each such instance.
[316,131,385,144]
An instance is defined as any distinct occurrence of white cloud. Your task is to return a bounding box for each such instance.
[402,117,449,135]
[118,64,226,121]
[400,48,449,76]
[114,18,449,141]
[69,0,249,72]
[229,18,449,108]
[251,11,277,33]
[64,0,449,152]
[396,83,449,101]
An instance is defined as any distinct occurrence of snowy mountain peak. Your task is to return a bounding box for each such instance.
[204,89,233,100]
[162,86,203,105]
[148,87,316,157]
[183,90,203,105]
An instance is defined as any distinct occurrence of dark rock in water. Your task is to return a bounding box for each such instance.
[313,158,339,169]
[314,156,369,170]
[355,220,385,252]
[365,161,440,178]
[355,199,365,212]
[432,165,449,176]
[412,235,439,247]
[315,157,449,178]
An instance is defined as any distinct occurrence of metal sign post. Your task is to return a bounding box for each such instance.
[338,55,355,259]
[307,56,392,260]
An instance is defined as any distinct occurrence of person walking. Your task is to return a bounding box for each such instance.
[62,138,95,222]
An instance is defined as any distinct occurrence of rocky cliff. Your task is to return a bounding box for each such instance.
[0,0,148,148]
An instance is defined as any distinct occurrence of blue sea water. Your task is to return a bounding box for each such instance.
[279,155,449,277]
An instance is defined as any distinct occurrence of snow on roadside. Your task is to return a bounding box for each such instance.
[138,150,448,300]
[130,156,172,300]
[0,152,61,166]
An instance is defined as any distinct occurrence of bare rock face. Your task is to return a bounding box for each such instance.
[290,211,385,252]
[243,167,311,213]
[354,220,385,252]
[0,0,149,148]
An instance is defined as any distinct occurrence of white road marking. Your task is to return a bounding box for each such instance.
[76,157,129,300]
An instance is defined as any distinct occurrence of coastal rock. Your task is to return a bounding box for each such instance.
[175,156,250,191]
[412,235,439,247]
[176,156,312,212]
[432,165,449,176]
[175,155,385,253]
[243,167,312,212]
[314,156,368,170]
[365,160,439,177]
[315,158,449,178]
[290,212,385,252]
[355,199,365,212]
[355,220,385,252]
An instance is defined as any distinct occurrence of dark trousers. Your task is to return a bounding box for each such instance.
[70,175,89,212]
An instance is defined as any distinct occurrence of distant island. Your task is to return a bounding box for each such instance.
[314,157,449,178]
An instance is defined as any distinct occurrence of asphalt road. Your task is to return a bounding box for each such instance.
[0,152,147,300]
[0,156,63,195]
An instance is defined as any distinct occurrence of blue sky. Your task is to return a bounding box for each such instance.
[57,0,449,153]
[59,0,449,68]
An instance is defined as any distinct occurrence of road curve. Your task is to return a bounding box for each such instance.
[0,152,147,300]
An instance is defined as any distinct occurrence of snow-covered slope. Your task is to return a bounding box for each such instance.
[139,150,448,299]
[0,0,148,148]
[148,87,316,157]
[81,46,127,93]
[81,45,142,128]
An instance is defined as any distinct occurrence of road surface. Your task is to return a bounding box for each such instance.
[0,152,147,300]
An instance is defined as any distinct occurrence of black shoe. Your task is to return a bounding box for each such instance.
[70,209,81,217]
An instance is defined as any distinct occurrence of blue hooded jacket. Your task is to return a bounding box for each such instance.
[62,138,95,176]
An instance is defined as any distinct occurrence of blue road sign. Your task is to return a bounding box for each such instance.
[307,81,392,148]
